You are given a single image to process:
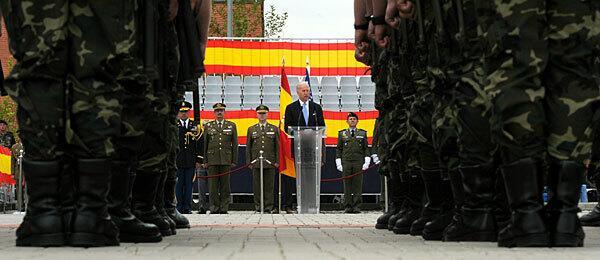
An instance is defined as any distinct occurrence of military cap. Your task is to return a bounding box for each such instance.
[347,112,359,120]
[213,102,226,110]
[179,101,192,112]
[255,105,269,113]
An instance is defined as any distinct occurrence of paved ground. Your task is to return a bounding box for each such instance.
[1,209,600,260]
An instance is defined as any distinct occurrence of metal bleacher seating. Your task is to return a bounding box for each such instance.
[203,76,224,109]
[360,94,375,111]
[262,76,280,98]
[205,76,224,95]
[261,76,280,111]
[320,76,340,111]
[195,75,377,112]
[223,76,243,109]
[339,77,360,112]
[358,76,375,94]
[243,76,261,93]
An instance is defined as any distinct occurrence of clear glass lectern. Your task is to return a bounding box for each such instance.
[288,126,326,214]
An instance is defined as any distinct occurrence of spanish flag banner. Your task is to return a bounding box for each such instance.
[205,40,370,76]
[0,147,14,185]
[278,68,296,177]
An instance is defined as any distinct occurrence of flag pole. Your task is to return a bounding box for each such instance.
[279,56,285,213]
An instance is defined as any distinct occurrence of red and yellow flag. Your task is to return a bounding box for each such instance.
[279,68,296,178]
[0,147,14,185]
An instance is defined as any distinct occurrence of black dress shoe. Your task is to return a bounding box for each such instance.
[197,208,207,214]
[271,208,280,214]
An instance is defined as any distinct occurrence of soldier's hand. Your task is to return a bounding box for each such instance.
[371,154,381,164]
[355,42,370,65]
[385,0,400,28]
[202,163,208,169]
[274,163,279,168]
[168,0,179,22]
[374,24,389,48]
[396,0,415,19]
[249,163,254,169]
[195,162,201,169]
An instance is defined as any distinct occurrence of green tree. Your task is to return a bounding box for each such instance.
[0,59,18,142]
[264,5,288,39]
[209,0,264,37]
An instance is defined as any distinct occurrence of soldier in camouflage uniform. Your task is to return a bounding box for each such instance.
[131,0,180,238]
[478,0,600,247]
[369,0,426,235]
[1,0,138,247]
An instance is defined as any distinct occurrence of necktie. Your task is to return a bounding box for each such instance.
[351,129,355,137]
[261,125,265,131]
[302,103,309,126]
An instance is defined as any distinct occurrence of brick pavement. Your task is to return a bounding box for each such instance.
[0,211,599,260]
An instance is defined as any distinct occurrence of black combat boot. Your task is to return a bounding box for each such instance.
[164,174,190,229]
[410,169,446,236]
[16,160,65,247]
[59,157,75,240]
[548,161,585,247]
[497,158,549,247]
[376,176,402,229]
[580,165,600,226]
[70,159,119,247]
[155,171,177,235]
[422,174,454,241]
[387,176,408,231]
[444,163,498,242]
[493,168,511,231]
[132,170,173,237]
[108,161,162,243]
[393,173,424,234]
[442,167,465,241]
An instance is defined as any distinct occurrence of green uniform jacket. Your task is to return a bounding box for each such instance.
[336,128,369,162]
[246,122,280,169]
[204,120,238,166]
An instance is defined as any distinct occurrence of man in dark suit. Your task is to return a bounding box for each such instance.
[281,81,326,214]
[175,102,201,214]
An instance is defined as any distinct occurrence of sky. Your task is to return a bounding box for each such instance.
[263,0,354,39]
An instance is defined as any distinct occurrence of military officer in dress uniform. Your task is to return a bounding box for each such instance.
[175,101,201,214]
[246,105,280,213]
[203,103,238,214]
[336,112,370,213]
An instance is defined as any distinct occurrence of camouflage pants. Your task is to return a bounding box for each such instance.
[453,64,498,166]
[1,0,138,160]
[482,0,600,164]
[431,92,459,173]
[137,1,179,174]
